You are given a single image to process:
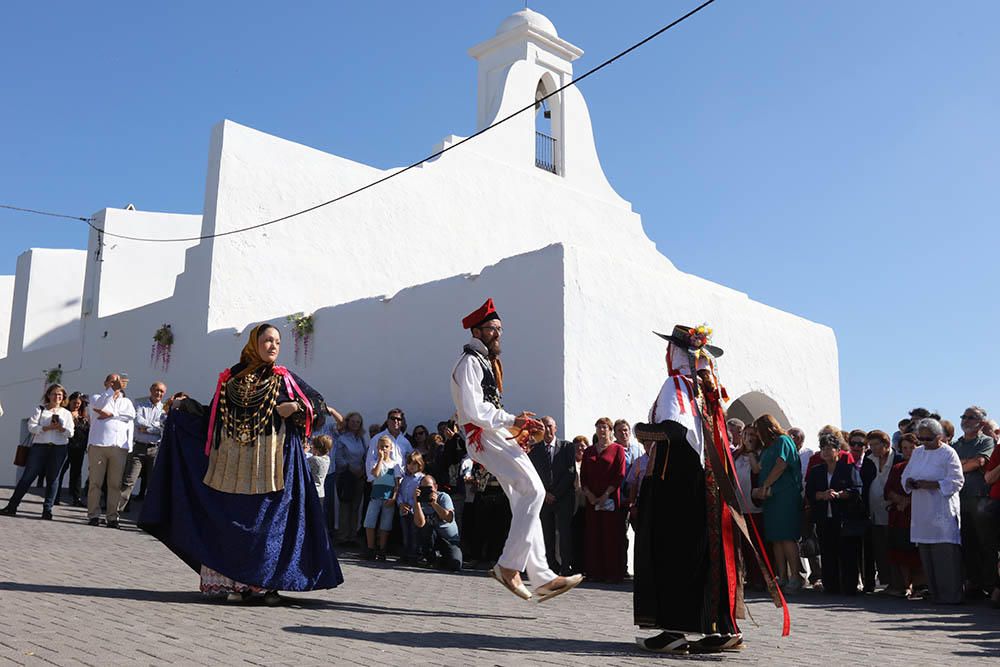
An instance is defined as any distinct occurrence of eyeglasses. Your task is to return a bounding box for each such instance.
[916,436,937,443]
[849,442,865,448]
[478,325,503,334]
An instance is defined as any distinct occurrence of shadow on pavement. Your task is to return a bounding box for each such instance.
[0,581,208,604]
[282,625,726,660]
[283,598,528,621]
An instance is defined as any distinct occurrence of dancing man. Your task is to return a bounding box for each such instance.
[633,325,787,654]
[450,298,583,602]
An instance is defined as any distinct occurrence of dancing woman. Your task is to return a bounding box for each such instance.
[139,323,343,604]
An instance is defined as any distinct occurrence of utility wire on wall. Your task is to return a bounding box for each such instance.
[0,0,717,244]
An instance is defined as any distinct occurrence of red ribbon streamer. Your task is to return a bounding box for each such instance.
[464,423,484,453]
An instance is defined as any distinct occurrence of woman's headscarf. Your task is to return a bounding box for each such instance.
[236,323,277,378]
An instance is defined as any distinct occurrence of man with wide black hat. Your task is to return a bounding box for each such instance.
[450,298,583,602]
[633,325,787,654]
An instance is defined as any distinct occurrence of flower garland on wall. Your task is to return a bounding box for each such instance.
[151,324,174,372]
[286,312,315,366]
[43,364,63,388]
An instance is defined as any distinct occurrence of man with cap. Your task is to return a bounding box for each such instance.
[450,298,583,602]
[633,325,786,654]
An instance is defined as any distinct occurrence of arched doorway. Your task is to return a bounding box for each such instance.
[727,391,791,429]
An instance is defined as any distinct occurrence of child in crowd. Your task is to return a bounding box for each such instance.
[397,451,426,564]
[364,436,402,561]
[308,435,333,507]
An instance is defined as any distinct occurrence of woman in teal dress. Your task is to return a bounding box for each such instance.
[752,414,805,593]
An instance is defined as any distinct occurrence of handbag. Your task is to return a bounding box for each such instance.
[13,432,32,466]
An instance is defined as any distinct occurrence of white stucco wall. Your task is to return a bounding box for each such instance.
[89,208,202,318]
[562,242,841,445]
[0,276,14,359]
[7,249,86,354]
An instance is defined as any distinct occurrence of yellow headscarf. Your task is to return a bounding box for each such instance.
[236,323,276,378]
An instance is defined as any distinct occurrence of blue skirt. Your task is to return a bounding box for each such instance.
[139,409,343,591]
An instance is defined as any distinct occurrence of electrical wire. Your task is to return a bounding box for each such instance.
[1,0,717,243]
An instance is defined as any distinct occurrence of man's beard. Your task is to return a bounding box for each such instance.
[487,339,502,356]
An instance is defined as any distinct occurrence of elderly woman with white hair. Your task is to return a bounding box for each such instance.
[902,418,965,604]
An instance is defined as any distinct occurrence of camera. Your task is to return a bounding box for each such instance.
[417,486,433,502]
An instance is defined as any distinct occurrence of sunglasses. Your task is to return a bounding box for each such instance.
[960,415,980,421]
[388,416,404,422]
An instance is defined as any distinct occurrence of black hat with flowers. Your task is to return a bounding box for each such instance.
[653,324,723,358]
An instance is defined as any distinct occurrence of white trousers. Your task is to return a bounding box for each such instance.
[470,427,556,587]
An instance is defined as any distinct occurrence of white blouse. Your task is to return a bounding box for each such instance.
[28,406,76,445]
[902,445,964,545]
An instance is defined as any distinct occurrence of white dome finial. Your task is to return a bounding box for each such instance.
[497,8,558,37]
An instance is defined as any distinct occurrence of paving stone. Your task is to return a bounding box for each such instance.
[1,488,997,665]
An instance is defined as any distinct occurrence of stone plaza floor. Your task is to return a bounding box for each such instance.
[0,488,997,665]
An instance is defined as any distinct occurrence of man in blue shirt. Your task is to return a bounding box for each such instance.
[413,475,462,571]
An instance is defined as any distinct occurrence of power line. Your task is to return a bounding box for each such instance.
[0,204,92,222]
[3,0,717,244]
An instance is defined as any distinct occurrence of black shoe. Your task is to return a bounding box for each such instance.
[120,504,130,514]
[637,631,688,654]
[72,498,86,507]
[363,548,377,561]
[106,520,120,529]
[53,499,61,506]
[375,550,387,562]
[41,510,53,520]
[263,591,282,606]
[0,505,16,517]
[87,517,100,526]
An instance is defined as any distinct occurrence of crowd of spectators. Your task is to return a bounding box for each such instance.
[729,406,998,608]
[3,375,997,609]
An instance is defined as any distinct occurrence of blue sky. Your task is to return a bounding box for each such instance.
[1,1,997,431]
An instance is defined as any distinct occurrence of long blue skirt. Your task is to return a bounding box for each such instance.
[138,409,343,591]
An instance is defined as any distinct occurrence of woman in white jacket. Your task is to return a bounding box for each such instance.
[903,417,965,604]
[1,384,75,520]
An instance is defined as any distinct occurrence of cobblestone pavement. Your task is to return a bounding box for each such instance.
[0,488,997,666]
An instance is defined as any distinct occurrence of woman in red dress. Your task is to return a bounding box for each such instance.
[884,432,923,597]
[580,417,627,583]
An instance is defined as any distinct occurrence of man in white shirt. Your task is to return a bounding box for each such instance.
[365,408,412,482]
[451,298,582,602]
[87,373,136,529]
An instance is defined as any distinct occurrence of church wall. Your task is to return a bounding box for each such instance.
[202,119,645,336]
[0,276,15,359]
[561,243,840,447]
[7,249,86,355]
[88,209,202,318]
[0,245,565,486]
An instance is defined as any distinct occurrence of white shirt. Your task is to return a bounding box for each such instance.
[449,337,516,433]
[365,429,412,482]
[799,447,816,490]
[903,445,964,545]
[133,397,166,445]
[88,388,136,449]
[867,454,895,526]
[733,452,761,514]
[27,406,75,445]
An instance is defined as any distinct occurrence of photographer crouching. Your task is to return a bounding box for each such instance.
[413,475,463,571]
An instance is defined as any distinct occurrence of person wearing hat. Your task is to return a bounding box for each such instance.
[450,298,583,602]
[633,325,786,654]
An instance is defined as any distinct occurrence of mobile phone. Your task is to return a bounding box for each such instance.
[51,414,61,424]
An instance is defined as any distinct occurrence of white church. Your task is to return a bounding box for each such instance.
[0,9,840,484]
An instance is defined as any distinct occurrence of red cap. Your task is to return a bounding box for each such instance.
[462,298,500,329]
